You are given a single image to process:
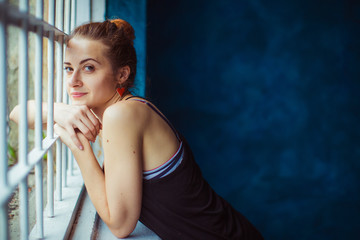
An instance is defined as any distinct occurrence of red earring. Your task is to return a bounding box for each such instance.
[116,87,126,97]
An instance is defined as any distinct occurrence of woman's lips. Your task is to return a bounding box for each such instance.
[71,92,87,98]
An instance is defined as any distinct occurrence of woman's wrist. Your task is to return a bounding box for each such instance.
[53,102,65,124]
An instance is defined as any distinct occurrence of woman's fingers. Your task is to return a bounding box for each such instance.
[67,106,98,142]
[83,108,101,136]
[55,123,84,150]
[72,119,96,142]
[54,103,101,144]
[75,106,101,140]
[88,109,101,134]
[66,125,84,150]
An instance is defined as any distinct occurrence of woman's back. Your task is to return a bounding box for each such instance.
[115,97,263,239]
[109,97,181,172]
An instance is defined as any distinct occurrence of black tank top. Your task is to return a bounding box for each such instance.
[139,135,263,239]
[124,96,263,239]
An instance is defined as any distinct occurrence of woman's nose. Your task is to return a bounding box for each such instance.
[67,70,82,87]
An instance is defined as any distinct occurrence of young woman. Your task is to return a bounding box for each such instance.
[10,19,263,239]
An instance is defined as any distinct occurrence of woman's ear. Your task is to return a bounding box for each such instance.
[116,66,131,85]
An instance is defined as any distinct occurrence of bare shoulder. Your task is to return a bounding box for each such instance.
[103,99,149,130]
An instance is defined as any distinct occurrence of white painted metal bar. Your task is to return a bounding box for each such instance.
[48,0,55,26]
[19,179,29,240]
[64,0,73,178]
[56,140,63,202]
[48,5,59,206]
[47,144,54,216]
[76,0,91,26]
[35,0,44,150]
[66,0,77,179]
[0,137,57,206]
[34,0,44,237]
[52,8,65,215]
[64,0,71,34]
[49,55,59,208]
[61,0,71,182]
[19,0,30,239]
[47,0,61,209]
[62,59,70,180]
[0,1,9,239]
[0,0,8,192]
[56,0,65,31]
[6,137,58,184]
[18,2,29,165]
[66,0,74,178]
[56,39,66,189]
[91,0,106,22]
[60,41,68,189]
[1,1,64,41]
[63,147,68,186]
[50,0,65,218]
[71,0,76,31]
[35,160,44,238]
[61,144,67,181]
[60,10,67,184]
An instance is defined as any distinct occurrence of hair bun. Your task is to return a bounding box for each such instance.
[110,19,135,44]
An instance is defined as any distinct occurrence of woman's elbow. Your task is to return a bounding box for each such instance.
[111,229,130,239]
[9,106,19,124]
[107,216,138,239]
[110,224,137,239]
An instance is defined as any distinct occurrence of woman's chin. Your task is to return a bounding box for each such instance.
[71,99,90,106]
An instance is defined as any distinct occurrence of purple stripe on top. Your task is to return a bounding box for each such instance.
[126,98,180,141]
[143,142,184,180]
[126,97,183,180]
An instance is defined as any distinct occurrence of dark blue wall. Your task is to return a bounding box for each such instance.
[106,0,147,97]
[146,0,360,239]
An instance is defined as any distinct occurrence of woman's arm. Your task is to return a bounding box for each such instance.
[10,100,101,149]
[9,100,47,129]
[54,102,143,238]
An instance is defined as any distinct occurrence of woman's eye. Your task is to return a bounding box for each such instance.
[64,67,73,73]
[84,65,95,72]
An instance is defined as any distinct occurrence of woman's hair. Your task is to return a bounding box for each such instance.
[67,19,137,90]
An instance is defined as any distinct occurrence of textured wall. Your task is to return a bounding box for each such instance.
[146,0,360,239]
[106,0,147,97]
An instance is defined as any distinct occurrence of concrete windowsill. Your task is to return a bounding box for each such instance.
[30,167,159,239]
[69,189,160,239]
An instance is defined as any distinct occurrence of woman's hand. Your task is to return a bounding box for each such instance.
[54,123,90,152]
[9,101,101,150]
[54,103,101,150]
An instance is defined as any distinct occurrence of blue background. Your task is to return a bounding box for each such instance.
[109,0,360,239]
[106,0,147,97]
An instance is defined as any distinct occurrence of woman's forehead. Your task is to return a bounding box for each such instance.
[65,37,108,62]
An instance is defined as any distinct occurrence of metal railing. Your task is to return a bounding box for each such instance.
[0,0,76,239]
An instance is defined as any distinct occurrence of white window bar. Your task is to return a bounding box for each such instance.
[0,0,77,239]
[47,1,57,209]
[65,0,74,183]
[34,0,44,237]
[55,0,64,207]
[0,0,9,239]
[18,1,30,239]
[59,0,70,194]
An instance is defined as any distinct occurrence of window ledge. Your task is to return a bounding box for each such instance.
[29,167,160,239]
[69,188,160,240]
[29,168,84,240]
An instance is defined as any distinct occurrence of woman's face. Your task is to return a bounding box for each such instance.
[64,37,118,109]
